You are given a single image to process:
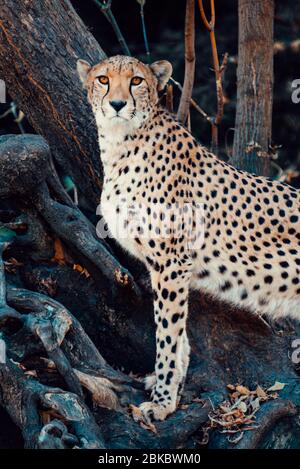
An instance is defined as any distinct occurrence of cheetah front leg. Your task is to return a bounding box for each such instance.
[139,259,191,422]
[143,329,190,394]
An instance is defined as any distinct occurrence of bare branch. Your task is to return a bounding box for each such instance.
[198,0,227,152]
[139,1,151,61]
[177,0,196,125]
[93,0,131,56]
[170,77,212,124]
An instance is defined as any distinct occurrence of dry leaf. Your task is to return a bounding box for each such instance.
[73,264,90,278]
[255,385,268,399]
[227,384,236,391]
[129,404,143,422]
[207,380,286,443]
[74,369,120,410]
[236,385,251,395]
[115,268,129,285]
[51,238,66,265]
[140,420,157,434]
[251,397,261,412]
[267,381,287,392]
[237,401,247,413]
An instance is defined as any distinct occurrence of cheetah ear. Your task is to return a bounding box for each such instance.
[150,60,172,91]
[77,59,92,88]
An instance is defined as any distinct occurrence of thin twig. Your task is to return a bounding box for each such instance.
[198,0,215,30]
[0,102,25,134]
[198,0,228,152]
[10,102,25,134]
[139,1,151,61]
[0,108,11,119]
[177,0,196,125]
[93,0,131,56]
[171,77,212,123]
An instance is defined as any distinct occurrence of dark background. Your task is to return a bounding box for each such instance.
[70,0,300,176]
[1,0,300,178]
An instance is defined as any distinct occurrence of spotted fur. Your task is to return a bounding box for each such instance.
[77,55,300,422]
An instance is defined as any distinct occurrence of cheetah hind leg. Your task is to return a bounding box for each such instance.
[143,332,190,396]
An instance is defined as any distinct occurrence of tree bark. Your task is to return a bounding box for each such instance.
[0,0,107,209]
[232,0,274,176]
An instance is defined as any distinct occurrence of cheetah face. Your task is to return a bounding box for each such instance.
[77,55,172,134]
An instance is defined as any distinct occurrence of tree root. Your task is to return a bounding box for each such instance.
[0,134,141,299]
[0,360,105,448]
[1,133,300,448]
[0,234,210,448]
[1,284,210,448]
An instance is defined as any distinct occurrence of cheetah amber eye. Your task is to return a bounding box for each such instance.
[98,75,109,85]
[131,76,143,86]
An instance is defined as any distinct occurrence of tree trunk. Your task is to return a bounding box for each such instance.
[0,0,106,209]
[232,0,274,176]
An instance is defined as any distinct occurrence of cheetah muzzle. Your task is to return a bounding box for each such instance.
[77,55,300,422]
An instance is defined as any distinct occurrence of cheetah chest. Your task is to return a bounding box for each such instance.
[101,176,146,262]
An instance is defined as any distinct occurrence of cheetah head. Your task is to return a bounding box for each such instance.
[77,55,172,134]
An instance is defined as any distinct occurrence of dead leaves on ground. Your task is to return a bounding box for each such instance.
[52,238,90,278]
[73,264,90,278]
[201,381,287,445]
[267,381,287,392]
[51,238,66,265]
[115,268,129,286]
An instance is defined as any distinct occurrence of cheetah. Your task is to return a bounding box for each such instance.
[77,55,300,422]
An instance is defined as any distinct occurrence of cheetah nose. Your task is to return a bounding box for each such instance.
[109,100,127,112]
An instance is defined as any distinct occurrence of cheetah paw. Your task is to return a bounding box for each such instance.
[143,373,156,391]
[138,401,175,423]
